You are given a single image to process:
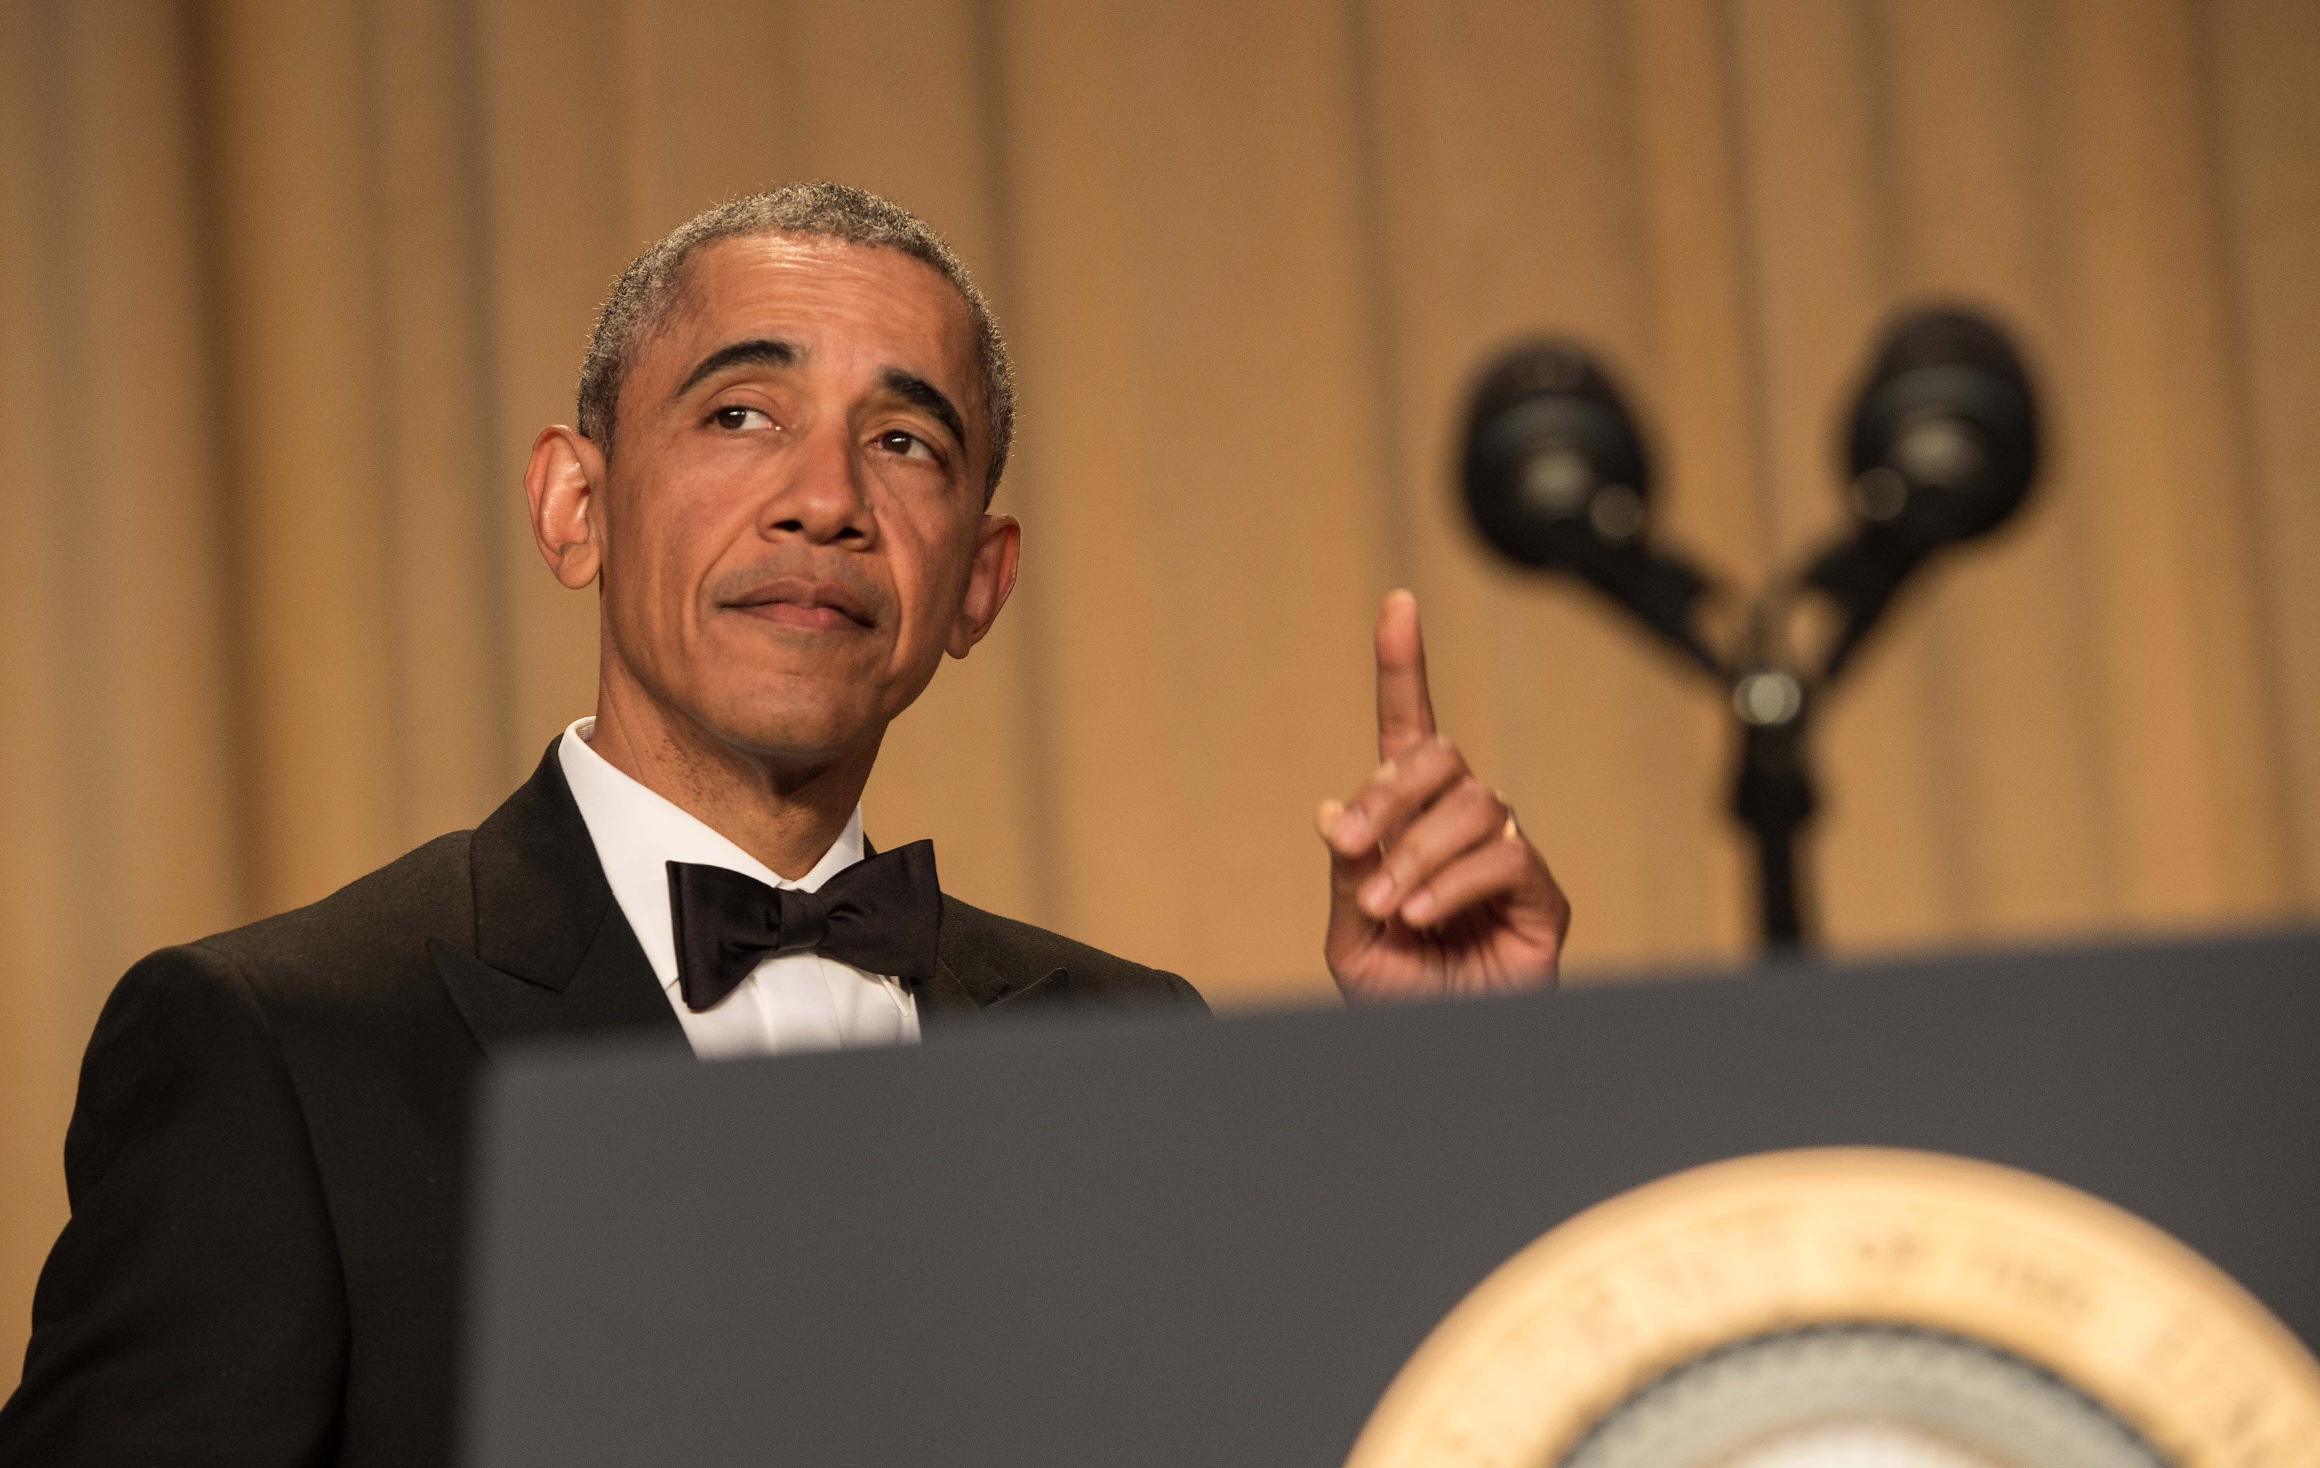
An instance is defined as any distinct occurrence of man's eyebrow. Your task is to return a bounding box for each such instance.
[879,367,969,454]
[671,337,799,400]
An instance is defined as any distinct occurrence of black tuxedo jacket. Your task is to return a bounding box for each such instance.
[0,744,1203,1467]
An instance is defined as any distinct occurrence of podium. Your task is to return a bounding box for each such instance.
[459,930,2320,1467]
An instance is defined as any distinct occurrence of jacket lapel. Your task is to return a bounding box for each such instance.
[436,740,684,1061]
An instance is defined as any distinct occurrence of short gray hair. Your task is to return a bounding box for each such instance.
[576,181,1015,501]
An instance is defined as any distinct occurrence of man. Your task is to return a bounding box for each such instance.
[0,183,1566,1465]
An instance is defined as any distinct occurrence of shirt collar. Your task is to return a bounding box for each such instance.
[556,717,865,992]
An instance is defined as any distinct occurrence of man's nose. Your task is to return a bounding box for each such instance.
[757,422,873,546]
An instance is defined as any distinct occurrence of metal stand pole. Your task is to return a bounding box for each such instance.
[1730,708,1815,950]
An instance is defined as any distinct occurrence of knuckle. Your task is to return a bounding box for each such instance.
[1367,794,1412,834]
[1458,848,1507,886]
[1441,784,1490,833]
[1422,824,1463,857]
[1392,829,1441,877]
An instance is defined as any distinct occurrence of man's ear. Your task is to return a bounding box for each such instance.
[524,426,607,589]
[948,513,1021,658]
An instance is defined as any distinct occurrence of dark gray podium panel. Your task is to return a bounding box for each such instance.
[462,930,2320,1468]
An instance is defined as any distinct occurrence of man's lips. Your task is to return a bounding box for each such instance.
[736,602,860,631]
[722,575,877,631]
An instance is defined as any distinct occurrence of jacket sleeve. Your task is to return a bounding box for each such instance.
[0,942,348,1466]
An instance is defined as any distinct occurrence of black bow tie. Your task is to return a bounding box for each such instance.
[666,841,942,1012]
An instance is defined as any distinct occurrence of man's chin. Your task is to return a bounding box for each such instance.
[692,699,884,774]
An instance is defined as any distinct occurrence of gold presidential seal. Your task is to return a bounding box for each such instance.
[1345,1148,2320,1468]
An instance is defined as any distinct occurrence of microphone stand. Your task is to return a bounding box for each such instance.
[1728,590,1819,951]
[1462,312,2035,954]
[1582,547,1895,953]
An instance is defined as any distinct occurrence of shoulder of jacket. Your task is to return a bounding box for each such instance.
[187,830,474,998]
[938,894,1205,1008]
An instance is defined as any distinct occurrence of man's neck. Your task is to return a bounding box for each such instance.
[583,691,877,882]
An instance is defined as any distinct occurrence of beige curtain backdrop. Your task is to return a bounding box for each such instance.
[3,0,2315,1389]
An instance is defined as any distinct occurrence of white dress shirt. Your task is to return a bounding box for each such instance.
[557,718,920,1059]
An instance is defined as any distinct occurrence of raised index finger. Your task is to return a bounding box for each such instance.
[1374,588,1437,762]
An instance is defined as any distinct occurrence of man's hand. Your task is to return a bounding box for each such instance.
[1320,590,1569,999]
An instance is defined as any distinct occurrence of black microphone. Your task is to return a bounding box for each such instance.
[1460,340,1717,673]
[1808,306,2040,677]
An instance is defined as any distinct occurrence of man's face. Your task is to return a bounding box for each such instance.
[589,234,1013,771]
